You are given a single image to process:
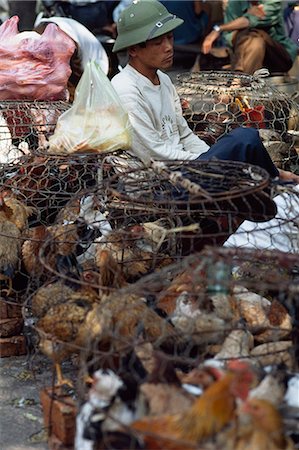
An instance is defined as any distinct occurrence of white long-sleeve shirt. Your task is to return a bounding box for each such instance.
[111,65,209,164]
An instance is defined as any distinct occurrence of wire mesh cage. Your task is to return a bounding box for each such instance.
[1,150,298,448]
[2,154,295,305]
[0,152,105,225]
[26,158,279,286]
[0,100,70,163]
[24,245,299,449]
[7,156,296,447]
[174,71,299,172]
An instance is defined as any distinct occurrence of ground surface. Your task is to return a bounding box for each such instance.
[0,354,52,450]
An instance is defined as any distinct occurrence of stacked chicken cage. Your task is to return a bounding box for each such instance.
[0,100,70,163]
[31,240,299,449]
[174,71,299,173]
[0,93,298,448]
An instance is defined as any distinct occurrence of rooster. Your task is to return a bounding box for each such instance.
[234,398,295,450]
[131,360,256,449]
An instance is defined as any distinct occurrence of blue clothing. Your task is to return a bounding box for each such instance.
[160,1,208,44]
[284,3,299,44]
[198,127,279,178]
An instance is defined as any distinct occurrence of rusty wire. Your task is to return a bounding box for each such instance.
[0,100,70,162]
[174,71,299,172]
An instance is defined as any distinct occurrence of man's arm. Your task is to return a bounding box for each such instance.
[202,0,276,54]
[202,16,250,54]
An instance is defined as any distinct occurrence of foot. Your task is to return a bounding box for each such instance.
[278,169,299,184]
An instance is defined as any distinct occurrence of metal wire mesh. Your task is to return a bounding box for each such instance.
[25,245,299,449]
[0,100,70,163]
[174,71,299,172]
[0,150,297,448]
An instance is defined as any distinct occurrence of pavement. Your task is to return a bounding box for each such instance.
[0,354,52,450]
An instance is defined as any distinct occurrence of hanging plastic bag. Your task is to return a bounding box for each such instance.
[49,61,132,154]
[0,16,75,101]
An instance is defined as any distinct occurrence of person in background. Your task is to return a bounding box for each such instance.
[34,16,109,101]
[8,0,37,30]
[283,1,299,44]
[159,1,208,45]
[111,0,299,184]
[113,0,132,23]
[202,0,297,74]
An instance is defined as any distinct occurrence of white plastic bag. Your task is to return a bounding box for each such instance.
[49,61,132,154]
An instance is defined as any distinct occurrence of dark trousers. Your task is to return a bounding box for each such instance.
[197,127,279,178]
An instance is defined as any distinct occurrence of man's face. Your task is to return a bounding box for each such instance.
[130,32,174,71]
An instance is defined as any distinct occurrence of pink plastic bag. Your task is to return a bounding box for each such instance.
[0,16,76,101]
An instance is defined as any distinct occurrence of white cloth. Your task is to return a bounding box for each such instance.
[34,15,109,75]
[111,65,209,164]
[224,184,299,253]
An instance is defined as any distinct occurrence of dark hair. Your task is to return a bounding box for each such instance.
[138,42,147,48]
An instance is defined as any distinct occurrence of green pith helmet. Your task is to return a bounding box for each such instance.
[112,0,184,53]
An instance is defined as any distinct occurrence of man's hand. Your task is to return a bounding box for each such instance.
[247,4,265,18]
[202,30,219,54]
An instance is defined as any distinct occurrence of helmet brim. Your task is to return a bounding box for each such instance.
[112,17,183,53]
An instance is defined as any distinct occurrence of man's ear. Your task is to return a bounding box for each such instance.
[128,45,138,57]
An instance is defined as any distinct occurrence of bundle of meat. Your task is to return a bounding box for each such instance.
[0,16,75,101]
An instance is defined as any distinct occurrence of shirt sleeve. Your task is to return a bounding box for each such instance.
[243,0,281,28]
[173,87,210,156]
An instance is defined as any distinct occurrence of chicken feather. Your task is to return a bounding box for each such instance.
[131,361,256,448]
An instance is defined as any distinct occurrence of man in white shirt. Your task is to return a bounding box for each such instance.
[111,0,299,184]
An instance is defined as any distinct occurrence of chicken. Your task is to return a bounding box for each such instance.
[249,370,288,408]
[2,155,99,225]
[22,222,79,280]
[31,277,98,319]
[214,329,254,361]
[139,351,194,416]
[131,360,256,449]
[178,364,224,393]
[155,264,207,316]
[35,253,178,386]
[234,398,295,450]
[0,194,34,295]
[36,285,100,387]
[95,225,173,283]
[83,289,184,362]
[0,111,31,163]
[96,249,127,290]
[75,359,147,450]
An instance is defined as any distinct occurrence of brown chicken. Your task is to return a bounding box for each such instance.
[131,360,256,450]
[139,351,195,416]
[0,194,34,295]
[96,248,127,290]
[22,222,79,279]
[35,283,100,386]
[35,248,178,386]
[233,398,295,450]
[84,288,183,360]
[96,226,173,284]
